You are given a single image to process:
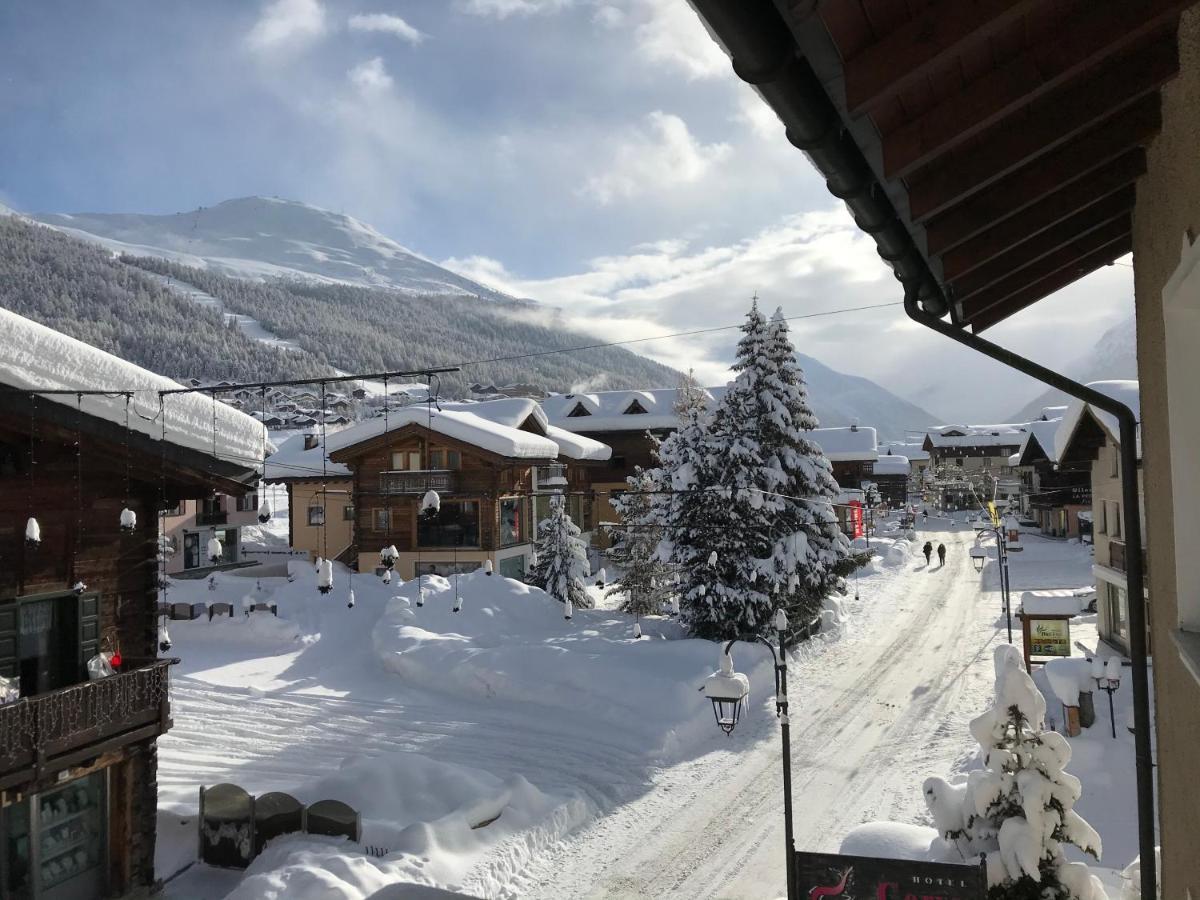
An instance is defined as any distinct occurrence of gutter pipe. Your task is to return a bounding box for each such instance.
[688,1,1157,893]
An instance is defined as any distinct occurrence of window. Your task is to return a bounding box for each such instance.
[213,527,239,564]
[1109,500,1122,539]
[498,555,526,580]
[374,509,391,532]
[343,504,356,521]
[418,500,480,547]
[429,448,461,470]
[609,455,627,470]
[415,561,476,576]
[624,399,648,414]
[500,497,523,546]
[163,500,183,517]
[567,403,591,417]
[236,492,258,512]
[202,496,224,516]
[1110,448,1120,478]
[392,450,422,471]
[956,458,964,467]
[307,505,325,526]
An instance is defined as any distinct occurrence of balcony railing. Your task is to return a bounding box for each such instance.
[0,659,175,786]
[196,510,228,526]
[535,464,568,491]
[380,470,456,495]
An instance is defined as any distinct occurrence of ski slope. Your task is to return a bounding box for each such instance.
[514,517,1001,900]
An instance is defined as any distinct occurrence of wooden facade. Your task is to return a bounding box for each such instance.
[0,396,257,898]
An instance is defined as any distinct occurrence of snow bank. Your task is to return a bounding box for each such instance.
[839,821,946,862]
[1021,589,1085,616]
[372,571,767,748]
[0,307,268,467]
[885,539,912,566]
[1044,657,1092,708]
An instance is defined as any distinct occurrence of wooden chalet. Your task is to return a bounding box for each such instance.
[0,309,263,898]
[686,2,1197,893]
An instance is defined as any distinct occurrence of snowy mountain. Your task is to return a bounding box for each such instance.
[10,198,941,435]
[32,196,518,301]
[1012,314,1137,422]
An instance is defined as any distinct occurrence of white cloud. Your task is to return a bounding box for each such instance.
[246,0,327,52]
[582,111,731,205]
[457,0,573,18]
[348,12,425,45]
[633,0,728,80]
[348,57,393,92]
[593,5,625,28]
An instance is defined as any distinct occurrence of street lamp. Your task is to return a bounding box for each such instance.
[702,609,798,899]
[969,545,987,573]
[1091,655,1123,739]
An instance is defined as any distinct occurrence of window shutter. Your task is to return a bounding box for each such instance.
[78,593,101,680]
[0,605,17,678]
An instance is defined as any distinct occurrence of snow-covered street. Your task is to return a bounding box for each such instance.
[516,517,1003,899]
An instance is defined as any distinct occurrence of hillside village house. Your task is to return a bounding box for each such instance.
[686,4,1200,892]
[870,450,910,507]
[541,389,711,547]
[268,400,609,580]
[1056,383,1145,656]
[0,308,264,899]
[1010,415,1092,538]
[808,424,878,488]
[922,425,1024,509]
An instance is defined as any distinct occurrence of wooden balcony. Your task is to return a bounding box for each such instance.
[379,470,456,495]
[0,659,175,789]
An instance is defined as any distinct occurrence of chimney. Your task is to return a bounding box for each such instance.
[850,418,859,432]
[303,433,319,450]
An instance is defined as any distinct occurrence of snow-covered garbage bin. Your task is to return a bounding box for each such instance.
[702,649,750,736]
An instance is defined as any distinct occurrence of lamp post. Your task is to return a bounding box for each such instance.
[969,526,1012,643]
[702,609,798,900]
[1091,655,1123,739]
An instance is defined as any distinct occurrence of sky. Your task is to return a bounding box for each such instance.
[0,0,1134,423]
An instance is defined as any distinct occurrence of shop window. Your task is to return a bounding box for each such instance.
[500,497,523,546]
[2,771,106,897]
[418,501,480,548]
[498,555,526,580]
[415,561,477,576]
[307,505,325,526]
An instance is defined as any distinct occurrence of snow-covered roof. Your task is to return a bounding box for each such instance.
[924,423,1025,449]
[1019,590,1085,616]
[265,398,610,480]
[872,453,910,475]
[541,389,706,433]
[809,426,878,461]
[1014,417,1064,466]
[0,307,268,470]
[880,440,929,462]
[1053,380,1141,462]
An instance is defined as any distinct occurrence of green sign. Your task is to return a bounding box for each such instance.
[1029,618,1070,656]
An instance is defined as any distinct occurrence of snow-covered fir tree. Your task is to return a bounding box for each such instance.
[923,646,1108,900]
[531,493,592,610]
[607,466,673,617]
[658,302,853,642]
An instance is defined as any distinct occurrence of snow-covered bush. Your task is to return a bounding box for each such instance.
[530,493,591,610]
[923,646,1107,900]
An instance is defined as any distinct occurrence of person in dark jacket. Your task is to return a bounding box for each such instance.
[923,541,933,565]
[937,543,947,566]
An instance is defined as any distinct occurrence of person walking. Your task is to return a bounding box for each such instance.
[923,541,933,565]
[937,543,947,567]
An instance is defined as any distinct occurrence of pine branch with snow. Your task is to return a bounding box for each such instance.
[923,646,1108,900]
[530,493,592,610]
[607,467,673,617]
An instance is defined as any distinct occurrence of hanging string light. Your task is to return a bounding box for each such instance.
[158,393,171,651]
[25,393,41,549]
[257,387,272,524]
[120,393,137,534]
[318,380,333,596]
[379,375,398,578]
[71,393,88,595]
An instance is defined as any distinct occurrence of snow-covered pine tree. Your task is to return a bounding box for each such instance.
[530,493,592,610]
[923,646,1108,900]
[608,466,673,617]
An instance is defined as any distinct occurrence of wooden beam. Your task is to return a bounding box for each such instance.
[925,96,1158,254]
[843,0,1043,116]
[967,235,1133,331]
[881,0,1188,178]
[960,216,1131,316]
[947,187,1135,298]
[908,33,1177,221]
[938,150,1145,279]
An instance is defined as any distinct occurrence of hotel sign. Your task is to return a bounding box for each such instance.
[793,850,986,900]
[1028,617,1071,657]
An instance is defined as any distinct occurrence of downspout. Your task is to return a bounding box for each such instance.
[905,291,1156,900]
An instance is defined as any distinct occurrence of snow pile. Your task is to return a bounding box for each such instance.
[0,307,268,467]
[1021,590,1085,616]
[372,571,766,746]
[224,751,570,900]
[840,821,946,862]
[1043,658,1092,708]
[885,538,912,566]
[923,646,1108,898]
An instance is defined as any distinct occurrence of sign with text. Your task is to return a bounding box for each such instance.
[849,500,864,539]
[793,850,986,900]
[1028,617,1071,657]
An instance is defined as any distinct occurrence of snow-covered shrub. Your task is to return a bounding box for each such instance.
[530,494,591,610]
[923,646,1108,900]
